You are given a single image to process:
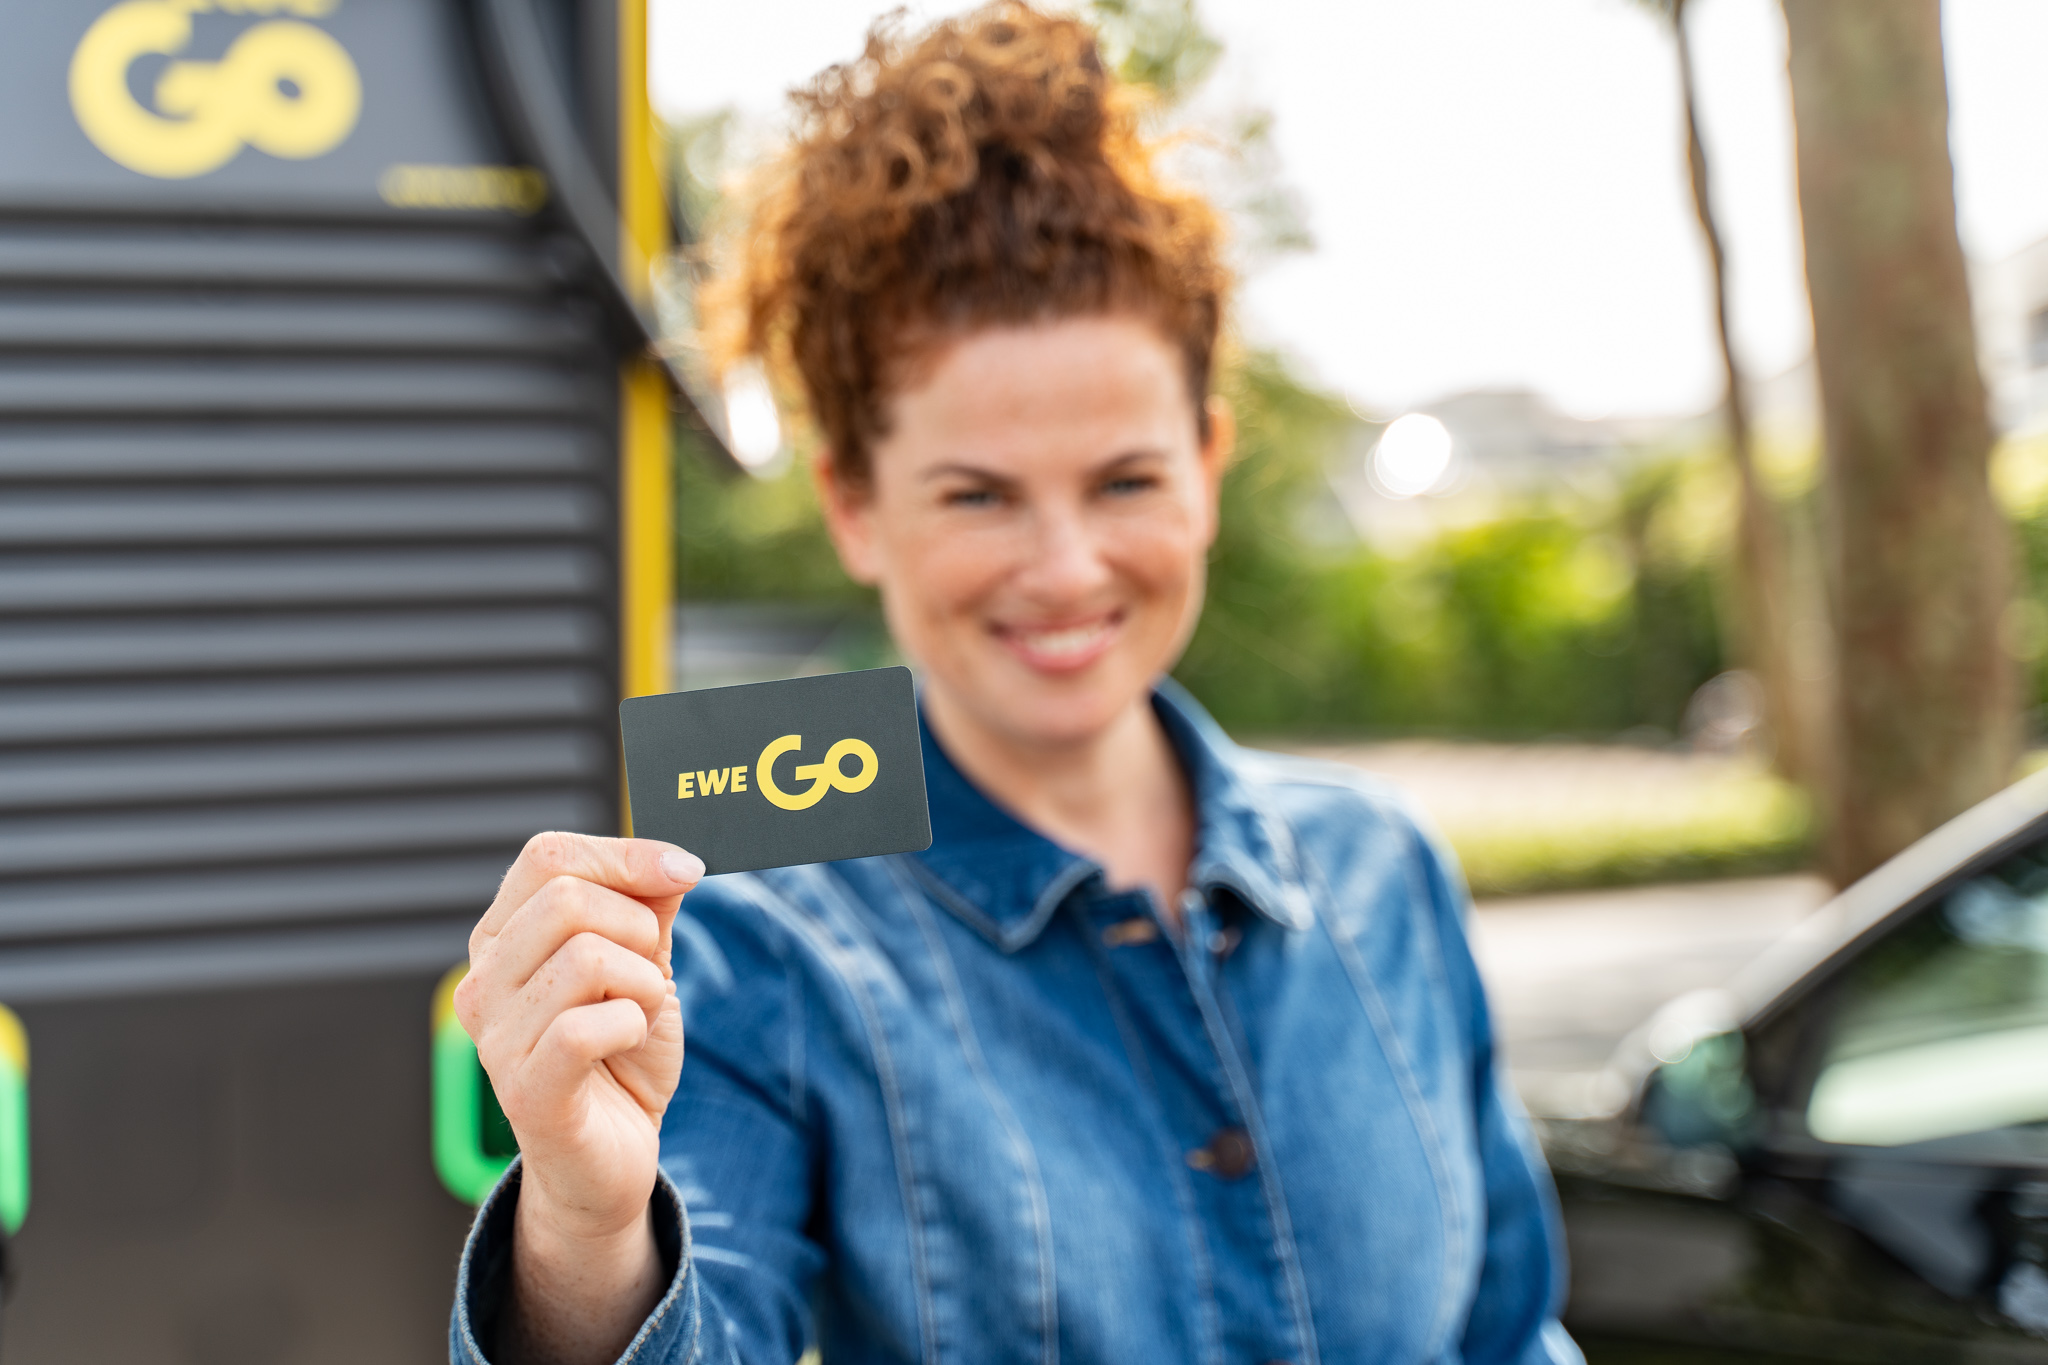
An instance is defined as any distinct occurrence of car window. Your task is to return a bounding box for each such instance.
[1803,839,2048,1150]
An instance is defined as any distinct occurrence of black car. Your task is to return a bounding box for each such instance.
[1545,771,2048,1362]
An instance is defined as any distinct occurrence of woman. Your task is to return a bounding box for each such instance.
[450,7,1579,1364]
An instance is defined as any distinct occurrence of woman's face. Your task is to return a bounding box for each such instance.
[819,314,1231,751]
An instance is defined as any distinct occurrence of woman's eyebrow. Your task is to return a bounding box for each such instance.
[919,449,1166,485]
[1095,448,1168,474]
[919,462,1016,485]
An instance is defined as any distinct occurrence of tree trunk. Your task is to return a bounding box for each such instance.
[1670,0,1831,799]
[1781,0,2016,883]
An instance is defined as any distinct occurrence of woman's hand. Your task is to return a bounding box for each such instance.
[455,832,704,1364]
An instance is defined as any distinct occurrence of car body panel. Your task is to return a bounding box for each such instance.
[1548,772,2048,1363]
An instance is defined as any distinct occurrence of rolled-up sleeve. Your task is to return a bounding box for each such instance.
[449,1159,703,1365]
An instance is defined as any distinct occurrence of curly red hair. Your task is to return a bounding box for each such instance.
[706,2,1230,485]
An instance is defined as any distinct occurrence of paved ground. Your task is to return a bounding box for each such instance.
[1467,875,1831,1114]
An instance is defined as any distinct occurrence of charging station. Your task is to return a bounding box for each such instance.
[0,0,720,1352]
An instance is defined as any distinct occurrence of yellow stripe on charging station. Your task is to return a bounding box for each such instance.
[618,0,674,835]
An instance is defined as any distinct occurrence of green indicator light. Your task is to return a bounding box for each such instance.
[431,965,515,1205]
[0,1004,28,1235]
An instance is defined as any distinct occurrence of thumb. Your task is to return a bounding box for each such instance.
[653,901,681,977]
[645,847,700,977]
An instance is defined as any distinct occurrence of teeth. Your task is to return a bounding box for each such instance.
[1015,621,1112,657]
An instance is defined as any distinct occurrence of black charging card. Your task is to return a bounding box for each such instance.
[619,667,932,875]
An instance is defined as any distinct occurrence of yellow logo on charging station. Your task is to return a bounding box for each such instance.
[69,0,361,179]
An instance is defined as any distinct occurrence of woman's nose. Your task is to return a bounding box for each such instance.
[1017,502,1114,601]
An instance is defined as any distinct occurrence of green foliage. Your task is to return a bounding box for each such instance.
[674,428,871,608]
[1088,0,1313,262]
[1091,0,1223,102]
[1170,354,1726,738]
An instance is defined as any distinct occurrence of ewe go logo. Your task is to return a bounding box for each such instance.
[680,735,879,812]
[69,0,361,179]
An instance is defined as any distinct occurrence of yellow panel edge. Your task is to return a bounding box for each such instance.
[620,359,675,836]
[619,0,673,839]
[617,0,666,301]
[620,359,674,706]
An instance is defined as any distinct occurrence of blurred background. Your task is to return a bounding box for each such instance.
[659,0,2048,889]
[654,4,2048,1351]
[656,0,2045,1028]
[4,0,2048,1356]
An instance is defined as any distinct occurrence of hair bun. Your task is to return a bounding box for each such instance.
[706,1,1228,483]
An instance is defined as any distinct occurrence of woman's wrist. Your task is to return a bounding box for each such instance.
[504,1172,668,1365]
[516,1155,658,1247]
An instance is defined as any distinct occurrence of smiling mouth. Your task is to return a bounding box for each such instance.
[994,614,1123,673]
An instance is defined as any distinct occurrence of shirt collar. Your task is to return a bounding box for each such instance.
[902,679,1315,952]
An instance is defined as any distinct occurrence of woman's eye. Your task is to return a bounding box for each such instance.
[943,487,1002,509]
[1102,474,1158,497]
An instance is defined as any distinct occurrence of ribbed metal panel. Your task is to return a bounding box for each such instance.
[0,216,622,978]
[0,224,561,291]
[0,0,669,1350]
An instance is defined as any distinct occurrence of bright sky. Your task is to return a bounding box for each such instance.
[649,0,2048,420]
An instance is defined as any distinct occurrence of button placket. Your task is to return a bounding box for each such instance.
[1169,888,1321,1365]
[1088,877,1307,1363]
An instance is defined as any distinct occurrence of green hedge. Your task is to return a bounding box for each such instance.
[1172,353,1726,739]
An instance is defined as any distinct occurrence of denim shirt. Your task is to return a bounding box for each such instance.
[451,684,1580,1365]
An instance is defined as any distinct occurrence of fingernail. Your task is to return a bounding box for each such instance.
[660,849,705,885]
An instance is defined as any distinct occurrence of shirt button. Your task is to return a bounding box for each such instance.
[1207,925,1241,958]
[1102,917,1159,948]
[1186,1126,1256,1179]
